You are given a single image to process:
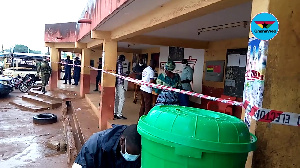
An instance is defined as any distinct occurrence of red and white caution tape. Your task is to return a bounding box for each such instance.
[90,66,243,106]
[244,100,300,126]
[52,62,298,127]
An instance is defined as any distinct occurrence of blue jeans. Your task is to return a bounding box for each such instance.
[178,93,189,107]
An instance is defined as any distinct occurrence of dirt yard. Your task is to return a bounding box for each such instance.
[0,91,70,168]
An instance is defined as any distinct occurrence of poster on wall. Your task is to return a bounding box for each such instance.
[169,47,184,61]
[204,60,224,82]
[243,37,269,127]
[224,48,247,98]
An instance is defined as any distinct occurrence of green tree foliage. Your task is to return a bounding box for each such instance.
[13,44,41,54]
[13,44,29,53]
[29,49,41,54]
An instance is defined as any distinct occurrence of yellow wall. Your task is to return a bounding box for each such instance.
[203,38,248,88]
[90,49,102,65]
[252,0,300,167]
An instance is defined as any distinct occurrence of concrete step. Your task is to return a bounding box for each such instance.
[71,99,99,143]
[28,89,75,101]
[85,94,100,119]
[22,94,62,109]
[28,89,62,102]
[10,98,50,112]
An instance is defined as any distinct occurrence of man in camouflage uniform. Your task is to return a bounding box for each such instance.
[37,56,52,94]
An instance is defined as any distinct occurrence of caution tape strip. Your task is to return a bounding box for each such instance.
[51,61,298,127]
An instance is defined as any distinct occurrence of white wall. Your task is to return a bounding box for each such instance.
[159,47,205,104]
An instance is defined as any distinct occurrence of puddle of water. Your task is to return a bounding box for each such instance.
[0,136,35,144]
[0,135,63,168]
[0,143,43,168]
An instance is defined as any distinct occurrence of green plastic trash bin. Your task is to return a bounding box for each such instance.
[137,105,257,168]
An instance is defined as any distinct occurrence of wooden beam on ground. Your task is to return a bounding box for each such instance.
[117,47,142,54]
[111,0,250,41]
[123,35,209,49]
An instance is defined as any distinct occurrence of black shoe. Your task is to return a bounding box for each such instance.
[63,83,67,84]
[42,88,46,94]
[72,83,78,85]
[93,89,99,91]
[119,115,127,120]
[114,115,121,120]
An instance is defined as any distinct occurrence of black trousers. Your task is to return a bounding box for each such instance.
[65,69,71,84]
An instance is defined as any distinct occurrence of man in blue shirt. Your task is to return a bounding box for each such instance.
[179,59,194,106]
[73,57,81,86]
[64,56,72,84]
[72,124,141,168]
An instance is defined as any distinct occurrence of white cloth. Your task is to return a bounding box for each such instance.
[72,163,82,168]
[114,84,125,116]
[140,66,154,94]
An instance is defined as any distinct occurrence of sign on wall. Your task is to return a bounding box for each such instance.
[243,37,269,127]
[224,48,247,98]
[169,47,184,61]
[204,60,224,82]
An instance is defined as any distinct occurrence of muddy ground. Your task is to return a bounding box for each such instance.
[0,91,70,168]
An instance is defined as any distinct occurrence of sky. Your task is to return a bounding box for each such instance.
[0,0,88,53]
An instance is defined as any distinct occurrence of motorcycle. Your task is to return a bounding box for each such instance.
[13,74,37,93]
[12,75,23,89]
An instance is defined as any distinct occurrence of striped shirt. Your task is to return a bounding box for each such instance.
[116,60,124,85]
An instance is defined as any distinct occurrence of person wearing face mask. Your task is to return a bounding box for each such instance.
[132,59,146,104]
[72,124,141,168]
[179,59,194,106]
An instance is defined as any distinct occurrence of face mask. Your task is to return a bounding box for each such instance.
[120,139,140,161]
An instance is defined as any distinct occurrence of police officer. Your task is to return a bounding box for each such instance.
[37,56,52,94]
[73,57,81,86]
[64,56,72,84]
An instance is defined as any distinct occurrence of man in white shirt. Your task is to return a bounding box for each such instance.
[139,60,156,117]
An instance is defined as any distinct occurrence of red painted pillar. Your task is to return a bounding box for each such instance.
[99,40,117,130]
[80,48,91,97]
[49,48,59,90]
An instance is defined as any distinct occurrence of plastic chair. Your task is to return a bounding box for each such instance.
[207,95,236,116]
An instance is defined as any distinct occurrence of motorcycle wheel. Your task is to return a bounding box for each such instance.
[18,83,29,93]
[28,81,34,87]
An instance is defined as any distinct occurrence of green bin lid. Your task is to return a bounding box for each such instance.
[138,105,257,153]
